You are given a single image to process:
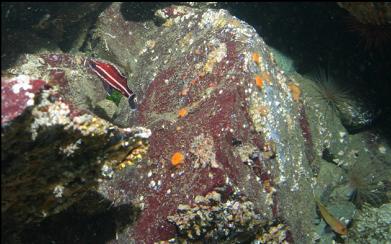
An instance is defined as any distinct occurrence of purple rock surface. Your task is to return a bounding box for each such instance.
[93,3,317,243]
[1,76,46,125]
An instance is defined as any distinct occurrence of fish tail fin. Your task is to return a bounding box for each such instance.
[128,94,137,110]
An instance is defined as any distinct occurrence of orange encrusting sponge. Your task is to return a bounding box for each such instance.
[178,107,188,118]
[255,75,263,89]
[252,52,260,64]
[171,152,185,167]
[288,82,301,102]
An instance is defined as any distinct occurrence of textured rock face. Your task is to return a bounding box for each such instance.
[92,3,317,243]
[349,203,391,243]
[1,54,151,241]
[1,76,46,125]
[3,3,391,243]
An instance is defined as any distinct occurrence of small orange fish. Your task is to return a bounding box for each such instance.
[316,200,348,235]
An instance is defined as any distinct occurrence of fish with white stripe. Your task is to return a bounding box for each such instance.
[87,58,137,109]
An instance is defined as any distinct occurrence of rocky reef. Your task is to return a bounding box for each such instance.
[1,53,151,242]
[2,2,390,244]
[93,3,317,243]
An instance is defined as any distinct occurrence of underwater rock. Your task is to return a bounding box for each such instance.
[269,46,295,74]
[296,68,377,134]
[337,97,378,133]
[1,75,46,125]
[2,3,106,71]
[166,191,292,243]
[349,203,391,243]
[1,54,151,241]
[95,3,318,243]
[291,71,352,160]
[311,127,391,241]
[95,99,118,120]
[328,131,391,207]
[166,191,265,242]
[2,3,105,47]
[7,52,138,122]
[315,159,345,194]
[3,3,390,243]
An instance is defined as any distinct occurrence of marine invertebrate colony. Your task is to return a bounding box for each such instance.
[167,191,267,242]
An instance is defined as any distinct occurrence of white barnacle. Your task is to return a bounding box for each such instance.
[26,92,35,106]
[148,180,156,188]
[59,141,80,157]
[378,145,386,154]
[12,75,32,93]
[53,185,65,198]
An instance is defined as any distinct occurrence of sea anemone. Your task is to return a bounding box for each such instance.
[342,3,391,51]
[308,68,352,125]
[345,160,389,209]
[346,16,391,52]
